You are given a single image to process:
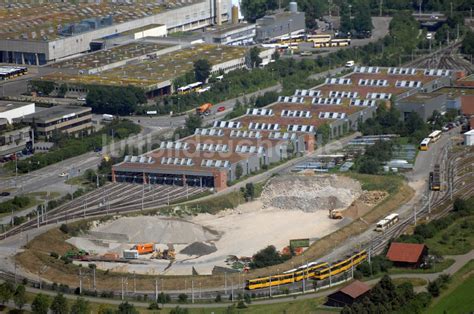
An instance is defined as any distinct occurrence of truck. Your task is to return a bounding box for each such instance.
[133,243,154,255]
[123,249,139,259]
[329,209,343,219]
[102,114,114,121]
[196,103,213,116]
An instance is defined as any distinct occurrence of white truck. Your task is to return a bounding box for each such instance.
[102,114,114,121]
[123,249,139,259]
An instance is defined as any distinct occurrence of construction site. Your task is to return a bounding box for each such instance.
[64,174,386,276]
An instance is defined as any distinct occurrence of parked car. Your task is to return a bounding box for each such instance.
[58,172,68,177]
[0,192,10,197]
[217,106,226,112]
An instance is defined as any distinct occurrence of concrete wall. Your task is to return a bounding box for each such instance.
[134,25,168,40]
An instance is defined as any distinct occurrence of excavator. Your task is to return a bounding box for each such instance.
[196,103,213,116]
[329,209,343,219]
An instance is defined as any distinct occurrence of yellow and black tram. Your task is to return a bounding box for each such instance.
[245,250,367,290]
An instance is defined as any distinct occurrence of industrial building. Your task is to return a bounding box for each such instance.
[0,101,35,124]
[14,105,92,140]
[0,121,32,157]
[36,44,274,97]
[202,23,256,45]
[0,0,232,65]
[395,93,447,121]
[255,3,305,42]
[112,66,456,191]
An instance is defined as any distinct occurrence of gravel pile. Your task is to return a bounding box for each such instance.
[91,216,219,244]
[180,242,217,256]
[261,175,362,212]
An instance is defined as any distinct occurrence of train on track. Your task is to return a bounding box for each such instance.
[245,250,367,290]
[429,164,441,191]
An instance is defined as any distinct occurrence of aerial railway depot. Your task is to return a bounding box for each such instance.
[112,66,459,190]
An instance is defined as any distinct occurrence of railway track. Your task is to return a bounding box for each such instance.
[1,183,206,239]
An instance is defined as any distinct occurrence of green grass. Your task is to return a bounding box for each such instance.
[427,260,474,314]
[344,172,404,194]
[65,176,89,186]
[424,215,474,255]
[27,191,61,200]
[388,258,455,275]
[392,277,427,287]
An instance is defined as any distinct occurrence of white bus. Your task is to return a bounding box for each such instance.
[375,213,399,232]
[428,130,442,142]
[419,138,431,151]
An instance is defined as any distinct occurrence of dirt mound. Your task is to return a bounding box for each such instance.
[359,191,388,205]
[180,242,217,256]
[261,175,362,212]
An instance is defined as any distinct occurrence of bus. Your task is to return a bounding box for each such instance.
[177,81,203,94]
[428,130,442,143]
[419,138,430,151]
[306,34,332,43]
[375,213,399,232]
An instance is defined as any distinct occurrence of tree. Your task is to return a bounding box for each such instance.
[117,301,139,314]
[193,59,211,83]
[31,294,51,314]
[184,114,202,135]
[157,292,171,304]
[240,0,277,22]
[247,47,262,68]
[70,297,90,314]
[244,183,255,200]
[86,86,145,115]
[50,293,68,314]
[461,31,474,55]
[235,163,243,180]
[13,285,27,309]
[178,293,188,303]
[427,280,440,297]
[352,0,373,33]
[0,282,14,305]
[250,245,290,268]
[58,84,68,98]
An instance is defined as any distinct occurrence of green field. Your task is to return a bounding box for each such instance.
[388,258,455,275]
[425,215,474,255]
[428,260,474,314]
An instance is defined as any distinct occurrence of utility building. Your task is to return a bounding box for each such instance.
[255,3,305,42]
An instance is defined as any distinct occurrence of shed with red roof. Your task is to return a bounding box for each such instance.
[326,280,371,307]
[386,242,428,268]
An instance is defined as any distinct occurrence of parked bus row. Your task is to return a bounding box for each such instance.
[419,130,442,151]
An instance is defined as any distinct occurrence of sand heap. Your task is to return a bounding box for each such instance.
[90,216,219,244]
[261,175,362,212]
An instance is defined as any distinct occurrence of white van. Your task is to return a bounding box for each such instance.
[345,60,355,68]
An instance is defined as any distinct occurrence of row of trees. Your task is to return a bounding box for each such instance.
[86,86,146,116]
[9,119,140,174]
[250,245,291,268]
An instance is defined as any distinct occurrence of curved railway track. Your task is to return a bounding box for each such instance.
[1,183,206,239]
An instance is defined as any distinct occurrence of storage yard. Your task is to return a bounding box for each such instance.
[66,174,385,275]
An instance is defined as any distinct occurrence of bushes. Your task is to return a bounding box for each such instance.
[86,85,146,115]
[0,196,33,214]
[250,245,291,269]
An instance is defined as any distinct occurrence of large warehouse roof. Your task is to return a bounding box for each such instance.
[37,44,247,90]
[0,1,198,41]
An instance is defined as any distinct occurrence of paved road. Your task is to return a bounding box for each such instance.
[292,17,392,59]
